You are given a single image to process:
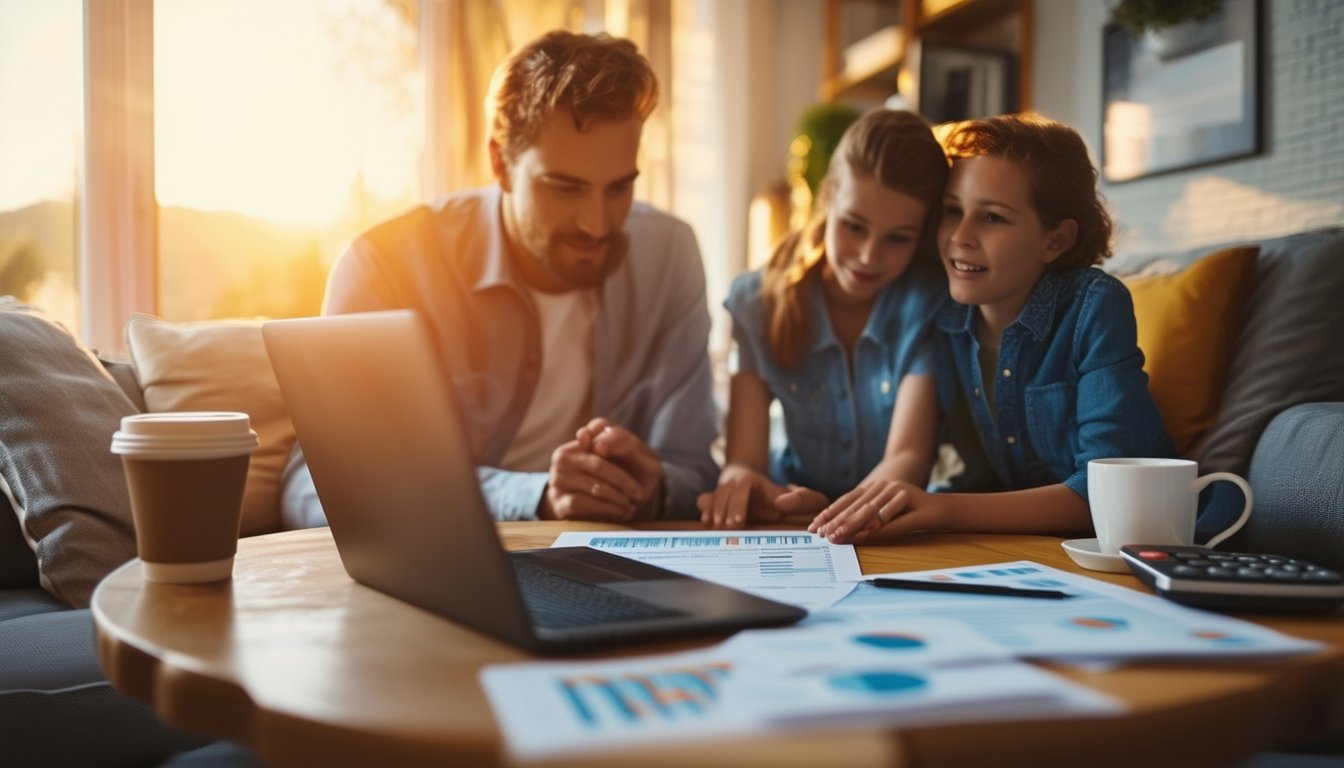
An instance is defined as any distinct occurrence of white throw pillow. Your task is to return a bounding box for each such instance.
[126,315,296,536]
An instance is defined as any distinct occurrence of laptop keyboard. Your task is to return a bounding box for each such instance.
[512,558,684,630]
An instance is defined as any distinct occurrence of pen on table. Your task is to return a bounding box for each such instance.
[866,578,1073,600]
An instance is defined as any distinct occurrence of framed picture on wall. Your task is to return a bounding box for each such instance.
[918,44,1017,125]
[1101,0,1262,183]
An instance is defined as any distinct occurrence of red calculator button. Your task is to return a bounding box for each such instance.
[1138,550,1170,560]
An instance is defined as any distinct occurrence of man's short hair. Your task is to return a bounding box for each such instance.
[486,30,659,164]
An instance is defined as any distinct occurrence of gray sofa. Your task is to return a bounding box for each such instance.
[2,228,1343,766]
[1109,227,1344,568]
[0,303,264,767]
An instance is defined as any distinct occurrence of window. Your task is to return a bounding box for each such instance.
[153,0,422,321]
[0,0,83,331]
[6,0,741,354]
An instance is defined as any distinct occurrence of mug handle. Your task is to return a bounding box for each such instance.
[1190,472,1254,549]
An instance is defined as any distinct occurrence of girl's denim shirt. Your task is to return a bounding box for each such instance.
[934,268,1174,500]
[727,267,944,500]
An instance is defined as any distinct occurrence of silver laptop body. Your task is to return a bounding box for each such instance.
[261,310,804,652]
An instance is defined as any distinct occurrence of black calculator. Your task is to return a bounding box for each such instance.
[1119,545,1344,614]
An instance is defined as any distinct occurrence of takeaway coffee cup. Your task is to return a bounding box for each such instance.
[1087,458,1253,554]
[111,412,258,583]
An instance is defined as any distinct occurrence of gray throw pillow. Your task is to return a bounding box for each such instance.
[0,298,139,607]
[99,355,148,413]
[1192,229,1344,475]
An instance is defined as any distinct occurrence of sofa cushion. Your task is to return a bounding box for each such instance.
[0,609,209,765]
[1192,229,1344,475]
[0,587,65,623]
[1226,402,1344,572]
[1122,246,1258,455]
[0,298,139,608]
[126,315,296,536]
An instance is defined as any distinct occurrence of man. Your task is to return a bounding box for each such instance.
[282,30,717,523]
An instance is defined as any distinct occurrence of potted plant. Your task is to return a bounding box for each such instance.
[787,102,860,227]
[1107,0,1225,36]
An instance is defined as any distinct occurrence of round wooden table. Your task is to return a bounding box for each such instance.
[92,523,1344,767]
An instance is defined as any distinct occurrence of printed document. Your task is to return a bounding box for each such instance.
[551,530,861,612]
[831,561,1323,660]
[481,617,1118,759]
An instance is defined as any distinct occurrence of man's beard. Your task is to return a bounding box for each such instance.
[535,231,629,290]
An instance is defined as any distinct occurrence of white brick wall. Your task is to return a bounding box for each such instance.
[1036,0,1344,262]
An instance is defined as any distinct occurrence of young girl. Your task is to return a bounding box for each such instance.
[810,113,1174,543]
[699,109,949,528]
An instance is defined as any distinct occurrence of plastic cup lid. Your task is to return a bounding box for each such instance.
[111,412,258,456]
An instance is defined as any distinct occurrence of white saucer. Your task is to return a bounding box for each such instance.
[1061,538,1130,573]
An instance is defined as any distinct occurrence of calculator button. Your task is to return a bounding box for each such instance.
[1305,570,1343,582]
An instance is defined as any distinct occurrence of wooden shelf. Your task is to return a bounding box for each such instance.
[822,28,905,103]
[824,71,902,104]
[919,0,1020,35]
[820,0,1032,116]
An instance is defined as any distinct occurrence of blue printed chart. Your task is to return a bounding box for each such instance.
[550,531,862,612]
[480,619,1117,759]
[714,618,1119,727]
[825,561,1323,661]
[557,661,730,726]
[481,649,757,758]
[721,658,1117,729]
[721,617,1009,667]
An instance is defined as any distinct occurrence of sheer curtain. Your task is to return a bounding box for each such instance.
[420,0,510,196]
[418,0,676,205]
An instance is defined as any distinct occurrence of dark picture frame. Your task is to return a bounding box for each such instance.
[918,44,1017,125]
[1101,0,1263,183]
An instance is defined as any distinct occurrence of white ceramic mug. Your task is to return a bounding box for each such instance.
[1087,458,1253,554]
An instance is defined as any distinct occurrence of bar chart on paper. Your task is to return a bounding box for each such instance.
[558,661,731,726]
[481,650,761,758]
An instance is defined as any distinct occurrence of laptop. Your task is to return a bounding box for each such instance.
[261,309,804,653]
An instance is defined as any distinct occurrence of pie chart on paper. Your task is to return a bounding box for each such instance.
[850,633,926,651]
[1064,616,1129,631]
[827,671,928,695]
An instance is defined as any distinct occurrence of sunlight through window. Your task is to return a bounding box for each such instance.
[154,0,422,321]
[0,0,82,331]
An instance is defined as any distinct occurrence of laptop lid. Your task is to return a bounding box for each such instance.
[262,310,804,652]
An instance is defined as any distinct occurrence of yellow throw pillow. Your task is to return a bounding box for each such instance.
[125,315,296,536]
[1122,246,1259,456]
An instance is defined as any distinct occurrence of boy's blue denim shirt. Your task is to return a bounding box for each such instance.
[727,265,945,500]
[934,267,1175,500]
